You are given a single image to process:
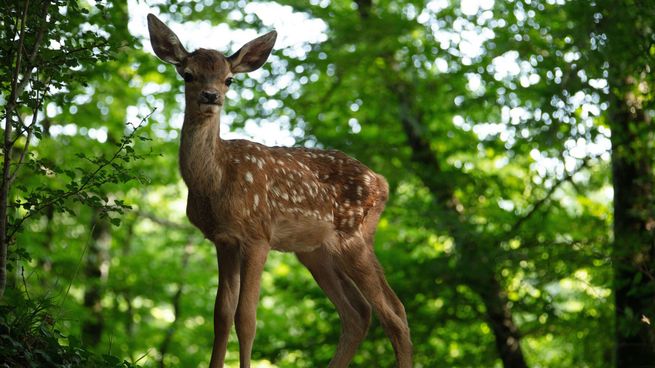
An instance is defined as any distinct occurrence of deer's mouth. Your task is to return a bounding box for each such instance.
[199,103,220,113]
[199,101,222,106]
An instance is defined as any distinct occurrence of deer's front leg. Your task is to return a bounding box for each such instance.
[210,244,241,368]
[235,243,269,368]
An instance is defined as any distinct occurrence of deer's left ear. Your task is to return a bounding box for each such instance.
[228,31,277,74]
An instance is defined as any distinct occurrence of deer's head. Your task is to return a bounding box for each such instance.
[147,14,277,115]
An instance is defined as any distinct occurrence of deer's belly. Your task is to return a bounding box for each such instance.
[269,215,338,252]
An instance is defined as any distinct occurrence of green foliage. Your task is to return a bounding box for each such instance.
[0,290,139,368]
[10,113,154,251]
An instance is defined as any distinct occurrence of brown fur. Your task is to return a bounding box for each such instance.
[147,13,412,368]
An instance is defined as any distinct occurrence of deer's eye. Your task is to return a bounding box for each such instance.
[183,72,194,83]
[225,77,234,87]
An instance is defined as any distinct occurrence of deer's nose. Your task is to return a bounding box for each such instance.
[200,90,219,104]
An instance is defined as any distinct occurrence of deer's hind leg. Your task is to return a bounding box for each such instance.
[297,249,372,368]
[333,236,412,368]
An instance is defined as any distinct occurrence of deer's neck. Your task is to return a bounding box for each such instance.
[179,111,223,193]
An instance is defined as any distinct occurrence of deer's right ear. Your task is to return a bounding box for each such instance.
[147,14,188,65]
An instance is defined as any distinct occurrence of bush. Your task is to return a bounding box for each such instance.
[0,290,139,368]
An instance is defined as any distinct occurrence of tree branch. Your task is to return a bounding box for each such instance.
[7,122,34,187]
[12,0,50,104]
[500,157,592,243]
[396,83,464,220]
[136,210,195,231]
[7,75,50,187]
[6,109,156,242]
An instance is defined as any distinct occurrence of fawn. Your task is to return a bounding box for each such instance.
[147,14,412,368]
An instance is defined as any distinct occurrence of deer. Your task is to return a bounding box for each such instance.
[147,14,412,368]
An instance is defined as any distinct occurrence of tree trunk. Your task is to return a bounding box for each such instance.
[610,82,655,367]
[396,86,529,368]
[158,244,192,368]
[81,210,111,347]
[471,275,528,368]
[349,1,529,365]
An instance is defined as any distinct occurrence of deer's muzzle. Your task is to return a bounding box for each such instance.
[200,90,221,105]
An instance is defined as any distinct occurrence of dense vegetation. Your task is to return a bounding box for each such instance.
[1,0,654,367]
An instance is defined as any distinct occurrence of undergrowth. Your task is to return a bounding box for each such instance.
[0,289,138,368]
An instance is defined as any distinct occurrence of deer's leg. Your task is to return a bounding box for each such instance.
[335,237,412,368]
[235,244,269,368]
[210,244,242,368]
[297,249,371,368]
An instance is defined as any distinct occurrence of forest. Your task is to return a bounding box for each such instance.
[1,0,654,367]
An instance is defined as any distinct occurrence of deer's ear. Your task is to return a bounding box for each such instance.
[228,31,277,74]
[147,14,188,65]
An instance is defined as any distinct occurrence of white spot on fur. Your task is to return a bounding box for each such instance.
[253,194,259,208]
[245,172,254,183]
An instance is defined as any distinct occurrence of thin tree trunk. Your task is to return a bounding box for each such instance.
[81,210,111,347]
[119,219,137,362]
[472,275,528,368]
[158,244,192,368]
[0,0,29,300]
[0,0,48,299]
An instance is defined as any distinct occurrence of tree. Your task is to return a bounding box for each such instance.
[0,0,136,297]
[598,0,655,365]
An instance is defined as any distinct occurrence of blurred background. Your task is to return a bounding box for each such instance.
[1,0,654,367]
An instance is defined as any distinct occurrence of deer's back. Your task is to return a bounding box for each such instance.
[188,139,388,251]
